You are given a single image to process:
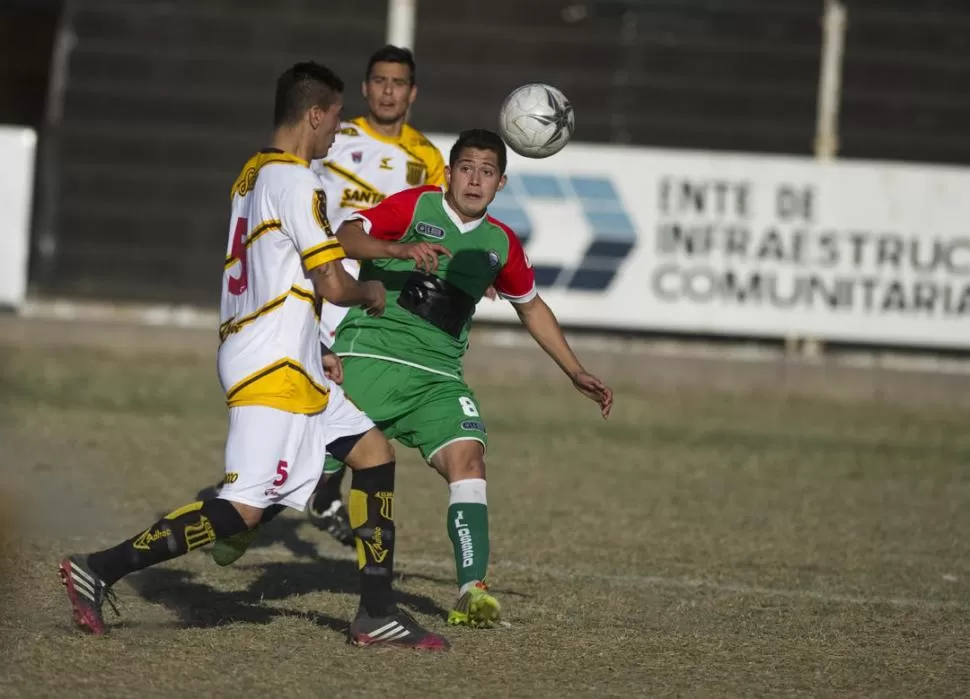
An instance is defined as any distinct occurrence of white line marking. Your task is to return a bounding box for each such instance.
[233,545,970,612]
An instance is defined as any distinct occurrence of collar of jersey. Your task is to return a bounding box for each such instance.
[441,195,485,234]
[257,148,309,167]
[352,116,407,145]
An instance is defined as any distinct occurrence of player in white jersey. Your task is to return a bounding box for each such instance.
[57,61,450,651]
[312,45,446,344]
[306,46,448,544]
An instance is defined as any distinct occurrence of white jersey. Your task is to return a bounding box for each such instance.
[218,149,345,415]
[311,117,445,343]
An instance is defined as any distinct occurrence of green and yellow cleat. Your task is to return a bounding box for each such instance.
[210,526,260,567]
[447,582,501,628]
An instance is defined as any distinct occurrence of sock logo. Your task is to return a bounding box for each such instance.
[375,491,394,521]
[364,525,389,564]
[184,515,216,551]
[453,510,474,569]
[132,527,172,551]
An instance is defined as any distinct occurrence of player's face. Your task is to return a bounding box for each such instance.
[363,62,416,125]
[444,148,506,221]
[310,95,344,159]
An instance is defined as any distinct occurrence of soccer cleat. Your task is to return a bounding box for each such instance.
[349,607,450,651]
[307,496,355,548]
[58,555,119,636]
[447,582,502,628]
[210,526,260,566]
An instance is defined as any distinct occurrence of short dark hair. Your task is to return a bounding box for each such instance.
[274,61,344,128]
[365,45,416,84]
[449,129,508,174]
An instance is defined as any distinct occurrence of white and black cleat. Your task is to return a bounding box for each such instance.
[307,496,355,548]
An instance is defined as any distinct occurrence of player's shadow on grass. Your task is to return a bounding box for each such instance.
[124,566,350,634]
[127,554,447,632]
[127,503,448,630]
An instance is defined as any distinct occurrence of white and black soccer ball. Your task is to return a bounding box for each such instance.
[498,83,575,159]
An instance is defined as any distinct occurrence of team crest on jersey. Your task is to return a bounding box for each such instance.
[415,221,445,239]
[351,151,363,163]
[312,189,334,236]
[406,160,427,186]
[236,167,258,197]
[487,250,500,269]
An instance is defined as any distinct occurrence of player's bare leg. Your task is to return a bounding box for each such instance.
[430,440,501,629]
[210,426,449,649]
[59,497,255,635]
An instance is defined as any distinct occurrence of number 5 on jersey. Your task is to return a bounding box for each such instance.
[228,217,248,295]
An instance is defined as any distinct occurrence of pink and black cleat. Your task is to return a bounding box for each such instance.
[58,555,118,635]
[349,607,451,651]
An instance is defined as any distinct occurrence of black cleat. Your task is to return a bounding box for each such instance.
[58,555,118,635]
[349,607,450,651]
[307,495,355,548]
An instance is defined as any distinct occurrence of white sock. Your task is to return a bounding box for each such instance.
[448,478,487,506]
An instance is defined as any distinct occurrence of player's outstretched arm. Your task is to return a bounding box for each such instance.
[513,295,614,419]
[309,259,386,316]
[336,220,451,273]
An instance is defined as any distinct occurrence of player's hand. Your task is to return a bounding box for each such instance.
[571,371,613,419]
[361,280,386,317]
[390,241,452,273]
[322,352,343,384]
[484,286,498,301]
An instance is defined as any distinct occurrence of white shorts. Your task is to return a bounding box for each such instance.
[321,380,375,458]
[219,381,375,510]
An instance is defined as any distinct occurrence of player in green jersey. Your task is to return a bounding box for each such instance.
[214,129,613,629]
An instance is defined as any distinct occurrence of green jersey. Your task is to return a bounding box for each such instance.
[331,185,537,377]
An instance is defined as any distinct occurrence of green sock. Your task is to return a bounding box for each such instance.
[447,478,489,591]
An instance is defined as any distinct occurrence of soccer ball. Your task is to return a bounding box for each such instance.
[498,83,575,159]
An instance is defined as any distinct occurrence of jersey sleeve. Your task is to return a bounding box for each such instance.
[425,147,446,187]
[280,179,346,272]
[493,222,537,303]
[345,185,438,241]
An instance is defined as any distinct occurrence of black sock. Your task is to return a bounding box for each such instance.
[348,462,396,618]
[86,498,248,586]
[260,504,285,524]
[314,467,346,508]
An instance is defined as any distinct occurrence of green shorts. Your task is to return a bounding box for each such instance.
[324,357,487,473]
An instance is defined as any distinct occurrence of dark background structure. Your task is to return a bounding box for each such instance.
[1,0,967,305]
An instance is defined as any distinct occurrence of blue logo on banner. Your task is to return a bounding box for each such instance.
[489,174,637,290]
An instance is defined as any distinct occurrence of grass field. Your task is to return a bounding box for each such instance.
[1,315,969,697]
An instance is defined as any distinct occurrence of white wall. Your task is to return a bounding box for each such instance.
[429,134,970,350]
[0,126,37,310]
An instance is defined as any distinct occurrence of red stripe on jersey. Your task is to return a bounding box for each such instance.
[355,185,442,241]
[487,214,536,300]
